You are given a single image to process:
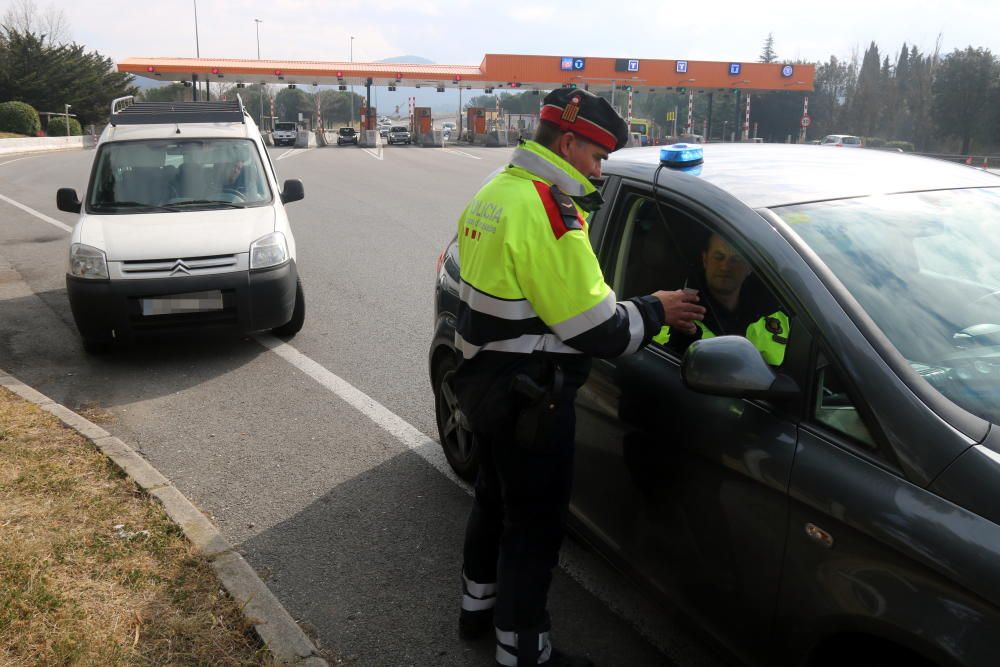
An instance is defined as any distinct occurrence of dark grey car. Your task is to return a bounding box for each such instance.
[429,144,1000,667]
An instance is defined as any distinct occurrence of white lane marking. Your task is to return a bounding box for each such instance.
[254,332,684,658]
[253,334,465,486]
[0,192,73,232]
[442,147,482,160]
[0,156,36,167]
[361,146,384,161]
[276,148,313,161]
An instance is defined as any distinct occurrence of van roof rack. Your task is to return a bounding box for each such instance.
[110,95,247,126]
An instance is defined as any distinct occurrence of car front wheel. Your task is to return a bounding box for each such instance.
[433,353,479,482]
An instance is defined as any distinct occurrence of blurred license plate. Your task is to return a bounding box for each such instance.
[141,291,223,316]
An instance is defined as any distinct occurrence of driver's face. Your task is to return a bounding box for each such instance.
[227,161,243,183]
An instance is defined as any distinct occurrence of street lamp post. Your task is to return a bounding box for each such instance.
[255,19,264,129]
[349,36,356,127]
[64,104,71,138]
[192,0,201,101]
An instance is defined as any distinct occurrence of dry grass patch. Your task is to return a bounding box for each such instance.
[0,132,29,139]
[0,387,273,666]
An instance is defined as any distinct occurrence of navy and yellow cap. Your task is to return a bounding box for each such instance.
[540,88,629,152]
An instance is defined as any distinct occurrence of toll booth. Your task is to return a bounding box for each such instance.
[413,107,433,142]
[466,108,486,143]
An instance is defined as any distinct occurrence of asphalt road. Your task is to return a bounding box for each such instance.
[0,144,733,667]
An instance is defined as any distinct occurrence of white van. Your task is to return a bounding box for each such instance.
[272,121,298,146]
[57,96,306,352]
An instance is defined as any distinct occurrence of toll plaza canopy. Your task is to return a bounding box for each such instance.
[119,53,814,92]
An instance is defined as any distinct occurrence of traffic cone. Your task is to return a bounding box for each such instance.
[965,155,973,165]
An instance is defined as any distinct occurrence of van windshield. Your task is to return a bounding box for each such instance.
[87,139,272,213]
[274,123,296,132]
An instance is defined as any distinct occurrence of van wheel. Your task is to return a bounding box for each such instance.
[272,279,305,338]
[433,353,479,482]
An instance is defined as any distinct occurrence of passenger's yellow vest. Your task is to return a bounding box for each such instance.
[652,311,789,366]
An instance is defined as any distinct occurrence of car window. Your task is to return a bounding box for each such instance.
[87,138,272,212]
[610,190,792,366]
[775,189,1000,424]
[814,358,877,448]
[391,126,407,132]
[843,136,861,145]
[275,123,296,132]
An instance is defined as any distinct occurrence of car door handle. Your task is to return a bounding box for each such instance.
[805,522,834,549]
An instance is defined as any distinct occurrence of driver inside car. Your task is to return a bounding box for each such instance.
[654,232,790,366]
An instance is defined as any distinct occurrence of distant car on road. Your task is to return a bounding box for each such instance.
[820,134,864,147]
[336,127,358,146]
[387,126,411,145]
[379,124,390,138]
[441,121,457,133]
[430,143,1000,667]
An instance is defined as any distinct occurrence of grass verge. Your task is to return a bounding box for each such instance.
[0,387,273,666]
[0,132,29,139]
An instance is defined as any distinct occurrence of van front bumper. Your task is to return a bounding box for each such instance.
[66,260,297,342]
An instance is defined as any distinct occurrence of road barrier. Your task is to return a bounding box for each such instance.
[294,130,310,148]
[421,130,443,147]
[0,134,97,156]
[359,130,379,148]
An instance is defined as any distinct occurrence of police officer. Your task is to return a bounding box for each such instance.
[453,88,705,667]
[653,232,789,365]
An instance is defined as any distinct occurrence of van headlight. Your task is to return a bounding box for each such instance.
[69,243,109,279]
[250,232,288,269]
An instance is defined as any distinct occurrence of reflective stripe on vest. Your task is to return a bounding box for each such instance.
[456,141,615,360]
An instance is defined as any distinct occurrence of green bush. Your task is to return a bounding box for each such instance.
[46,116,82,136]
[864,136,887,148]
[886,140,915,152]
[0,101,41,136]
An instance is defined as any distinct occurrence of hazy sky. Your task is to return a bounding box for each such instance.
[5,0,999,67]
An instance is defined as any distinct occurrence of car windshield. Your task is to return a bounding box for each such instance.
[630,123,647,134]
[391,127,407,132]
[87,138,271,212]
[340,128,355,135]
[274,123,296,132]
[776,188,1000,423]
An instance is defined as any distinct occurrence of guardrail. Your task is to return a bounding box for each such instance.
[912,152,999,167]
[0,134,97,157]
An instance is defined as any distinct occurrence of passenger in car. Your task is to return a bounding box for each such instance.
[654,232,789,365]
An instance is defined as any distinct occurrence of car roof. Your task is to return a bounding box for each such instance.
[102,122,253,142]
[605,144,1000,208]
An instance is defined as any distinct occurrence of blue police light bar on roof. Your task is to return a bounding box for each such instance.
[660,143,704,169]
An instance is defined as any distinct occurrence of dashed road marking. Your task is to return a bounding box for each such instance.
[253,333,463,484]
[0,192,73,232]
[276,148,313,161]
[0,156,37,168]
[441,147,482,160]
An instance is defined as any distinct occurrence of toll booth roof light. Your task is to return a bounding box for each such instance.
[660,143,704,169]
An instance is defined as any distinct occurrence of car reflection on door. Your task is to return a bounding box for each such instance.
[571,346,796,658]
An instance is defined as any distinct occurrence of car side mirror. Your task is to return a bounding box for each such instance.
[57,187,82,214]
[681,336,798,400]
[280,179,304,204]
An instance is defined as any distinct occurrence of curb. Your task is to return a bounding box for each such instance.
[0,368,329,667]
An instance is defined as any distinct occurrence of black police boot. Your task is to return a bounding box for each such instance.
[459,608,494,640]
[495,628,596,667]
[459,572,496,640]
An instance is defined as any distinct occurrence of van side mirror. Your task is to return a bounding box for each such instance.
[280,179,304,204]
[681,336,798,400]
[57,188,82,214]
